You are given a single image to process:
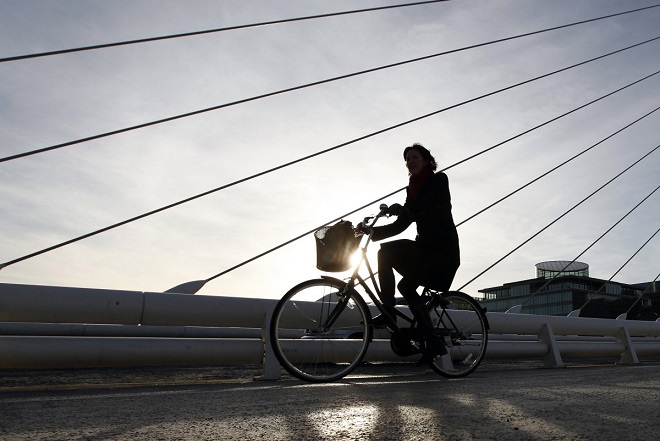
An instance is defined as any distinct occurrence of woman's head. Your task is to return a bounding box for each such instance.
[403,143,437,175]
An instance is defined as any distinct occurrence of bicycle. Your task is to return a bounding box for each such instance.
[269,204,489,383]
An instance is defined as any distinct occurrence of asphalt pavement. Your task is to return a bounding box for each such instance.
[1,358,659,440]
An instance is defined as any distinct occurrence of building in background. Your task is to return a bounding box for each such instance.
[478,261,659,320]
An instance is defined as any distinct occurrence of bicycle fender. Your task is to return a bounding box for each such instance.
[320,275,349,288]
[444,290,490,330]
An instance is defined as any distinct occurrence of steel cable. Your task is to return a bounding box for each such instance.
[0,1,451,63]
[209,105,660,284]
[456,145,660,291]
[2,65,657,272]
[2,12,659,163]
[560,225,660,310]
[455,104,660,227]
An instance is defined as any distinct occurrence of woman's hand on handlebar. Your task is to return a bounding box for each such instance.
[377,203,403,216]
[386,203,405,216]
[356,203,403,234]
[355,221,372,235]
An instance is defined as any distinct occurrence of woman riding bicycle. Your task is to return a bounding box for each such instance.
[361,143,460,365]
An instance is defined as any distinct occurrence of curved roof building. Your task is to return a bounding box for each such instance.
[536,260,589,279]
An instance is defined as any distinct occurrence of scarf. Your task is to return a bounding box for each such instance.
[408,167,433,200]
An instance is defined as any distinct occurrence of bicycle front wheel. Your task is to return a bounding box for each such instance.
[430,291,489,378]
[270,278,372,383]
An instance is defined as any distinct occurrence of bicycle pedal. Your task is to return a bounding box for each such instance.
[433,328,452,337]
[415,352,437,367]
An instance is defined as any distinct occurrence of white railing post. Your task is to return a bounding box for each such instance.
[256,310,281,380]
[616,326,639,365]
[539,323,564,368]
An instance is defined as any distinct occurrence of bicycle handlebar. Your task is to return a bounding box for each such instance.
[361,203,389,230]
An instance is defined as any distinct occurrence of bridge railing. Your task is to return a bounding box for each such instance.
[1,283,659,379]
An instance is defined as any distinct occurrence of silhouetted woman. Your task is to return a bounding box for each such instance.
[369,143,460,363]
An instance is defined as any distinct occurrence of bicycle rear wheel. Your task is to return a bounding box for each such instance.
[270,278,372,382]
[429,291,488,378]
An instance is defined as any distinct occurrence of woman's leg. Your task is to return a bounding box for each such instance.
[399,279,448,363]
[377,240,450,356]
[395,256,449,361]
[377,248,396,309]
[373,240,421,326]
[377,239,420,308]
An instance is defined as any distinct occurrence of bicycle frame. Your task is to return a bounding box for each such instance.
[271,205,490,381]
[323,207,414,331]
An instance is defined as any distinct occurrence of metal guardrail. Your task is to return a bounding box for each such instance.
[1,283,659,379]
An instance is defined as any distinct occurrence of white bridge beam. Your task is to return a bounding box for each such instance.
[2,283,660,377]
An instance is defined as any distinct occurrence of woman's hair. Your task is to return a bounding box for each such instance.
[403,143,437,171]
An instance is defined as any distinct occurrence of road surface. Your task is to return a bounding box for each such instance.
[1,360,658,440]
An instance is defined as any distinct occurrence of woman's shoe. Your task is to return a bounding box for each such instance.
[416,334,447,366]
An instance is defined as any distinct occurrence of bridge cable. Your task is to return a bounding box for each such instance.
[642,272,660,294]
[641,272,660,297]
[1,51,657,273]
[2,22,658,164]
[0,1,452,63]
[204,104,660,285]
[456,144,660,291]
[518,189,660,306]
[456,104,660,227]
[1,67,656,273]
[607,228,660,287]
[568,225,660,311]
[357,106,660,287]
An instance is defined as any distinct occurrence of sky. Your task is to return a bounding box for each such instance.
[1,0,658,300]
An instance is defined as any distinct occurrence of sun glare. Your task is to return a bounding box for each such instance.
[349,250,363,268]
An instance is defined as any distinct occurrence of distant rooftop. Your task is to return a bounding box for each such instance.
[536,260,589,278]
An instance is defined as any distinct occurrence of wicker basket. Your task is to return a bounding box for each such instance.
[314,221,361,272]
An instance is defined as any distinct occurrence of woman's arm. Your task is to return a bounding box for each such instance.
[370,201,413,241]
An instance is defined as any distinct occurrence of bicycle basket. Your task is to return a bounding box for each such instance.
[314,220,362,272]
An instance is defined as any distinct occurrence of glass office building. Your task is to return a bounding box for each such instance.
[478,261,658,319]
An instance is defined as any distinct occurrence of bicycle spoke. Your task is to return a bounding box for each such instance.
[270,279,371,382]
[428,291,488,377]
